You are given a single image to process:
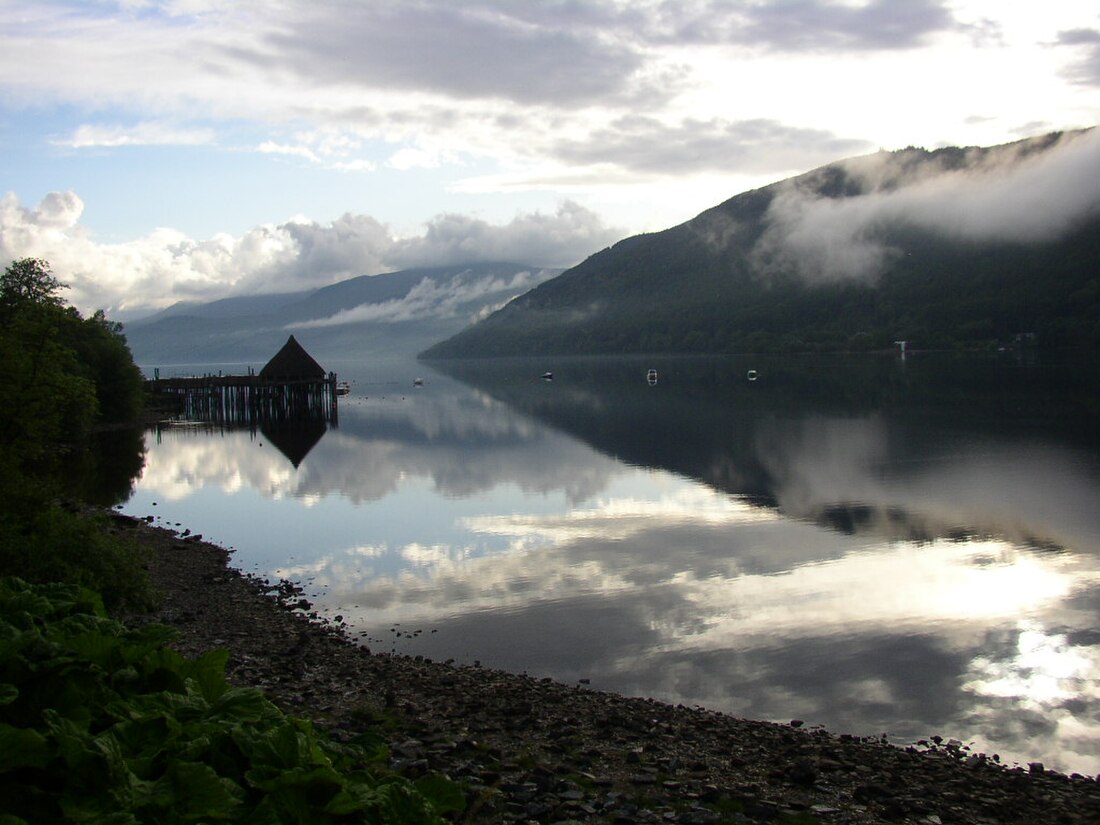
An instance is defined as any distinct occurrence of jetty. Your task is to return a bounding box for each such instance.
[146,335,339,427]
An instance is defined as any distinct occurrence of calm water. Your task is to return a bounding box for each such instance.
[116,353,1100,775]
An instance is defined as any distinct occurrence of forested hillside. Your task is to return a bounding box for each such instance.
[423,130,1100,357]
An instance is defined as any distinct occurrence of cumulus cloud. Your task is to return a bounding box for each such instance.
[389,201,620,269]
[752,129,1100,282]
[0,192,619,316]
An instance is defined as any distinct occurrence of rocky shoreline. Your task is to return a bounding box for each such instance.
[113,512,1100,825]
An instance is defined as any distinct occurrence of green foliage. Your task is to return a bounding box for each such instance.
[64,309,146,424]
[0,258,151,613]
[0,256,66,314]
[0,507,155,615]
[0,304,99,462]
[0,578,464,824]
[1,259,145,437]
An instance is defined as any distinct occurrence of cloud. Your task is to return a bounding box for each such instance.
[256,130,378,171]
[1,0,1050,221]
[53,121,216,148]
[551,116,873,175]
[0,1,980,141]
[0,192,618,315]
[389,201,621,269]
[753,128,1100,282]
[261,4,659,108]
[257,141,320,163]
[289,269,556,329]
[1055,28,1100,86]
[651,0,968,52]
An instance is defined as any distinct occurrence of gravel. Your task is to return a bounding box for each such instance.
[114,513,1100,824]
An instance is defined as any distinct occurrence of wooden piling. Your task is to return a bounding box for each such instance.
[145,372,339,427]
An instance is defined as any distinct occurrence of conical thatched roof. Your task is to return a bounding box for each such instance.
[259,335,326,379]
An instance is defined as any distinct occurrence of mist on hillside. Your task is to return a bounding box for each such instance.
[751,129,1100,283]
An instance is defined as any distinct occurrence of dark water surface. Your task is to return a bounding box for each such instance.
[115,352,1100,774]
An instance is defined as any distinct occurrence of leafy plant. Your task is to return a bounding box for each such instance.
[0,578,464,824]
[0,507,155,615]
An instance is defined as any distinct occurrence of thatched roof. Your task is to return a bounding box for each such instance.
[259,335,326,379]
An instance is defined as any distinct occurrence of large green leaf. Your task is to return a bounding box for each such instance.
[183,647,231,702]
[246,763,345,795]
[414,773,466,815]
[0,723,51,769]
[209,686,278,724]
[146,760,245,821]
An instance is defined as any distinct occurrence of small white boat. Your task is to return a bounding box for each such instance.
[647,368,658,384]
[413,378,424,387]
[542,371,553,380]
[335,381,351,396]
[746,369,758,382]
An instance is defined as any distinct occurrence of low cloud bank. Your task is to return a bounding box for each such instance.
[288,269,556,329]
[0,196,618,317]
[753,129,1100,282]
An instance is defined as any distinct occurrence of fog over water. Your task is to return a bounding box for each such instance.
[119,353,1100,775]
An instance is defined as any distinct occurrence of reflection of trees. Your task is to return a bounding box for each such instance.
[434,354,1100,551]
[60,427,147,507]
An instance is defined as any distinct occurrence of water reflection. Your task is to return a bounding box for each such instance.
[121,354,1100,775]
[63,426,146,506]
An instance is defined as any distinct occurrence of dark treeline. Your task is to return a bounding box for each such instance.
[0,257,151,611]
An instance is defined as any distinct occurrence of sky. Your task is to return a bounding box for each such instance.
[1,0,1098,317]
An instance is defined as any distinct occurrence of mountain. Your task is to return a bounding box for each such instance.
[422,130,1100,358]
[123,263,559,365]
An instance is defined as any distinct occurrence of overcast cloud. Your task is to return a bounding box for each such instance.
[1056,28,1100,86]
[552,116,873,174]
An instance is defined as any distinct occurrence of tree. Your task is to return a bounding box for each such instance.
[0,257,67,317]
[67,309,145,422]
[0,259,153,614]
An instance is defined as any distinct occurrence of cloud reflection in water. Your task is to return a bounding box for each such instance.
[125,359,1100,775]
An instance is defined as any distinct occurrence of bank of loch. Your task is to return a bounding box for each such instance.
[116,512,1100,825]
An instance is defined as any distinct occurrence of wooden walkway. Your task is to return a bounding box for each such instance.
[146,372,339,426]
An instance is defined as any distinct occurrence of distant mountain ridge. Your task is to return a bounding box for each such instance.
[124,263,560,365]
[422,130,1100,358]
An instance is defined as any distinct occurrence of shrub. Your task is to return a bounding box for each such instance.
[0,578,464,824]
[0,507,155,615]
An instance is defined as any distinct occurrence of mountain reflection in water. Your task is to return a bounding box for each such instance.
[119,354,1100,775]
